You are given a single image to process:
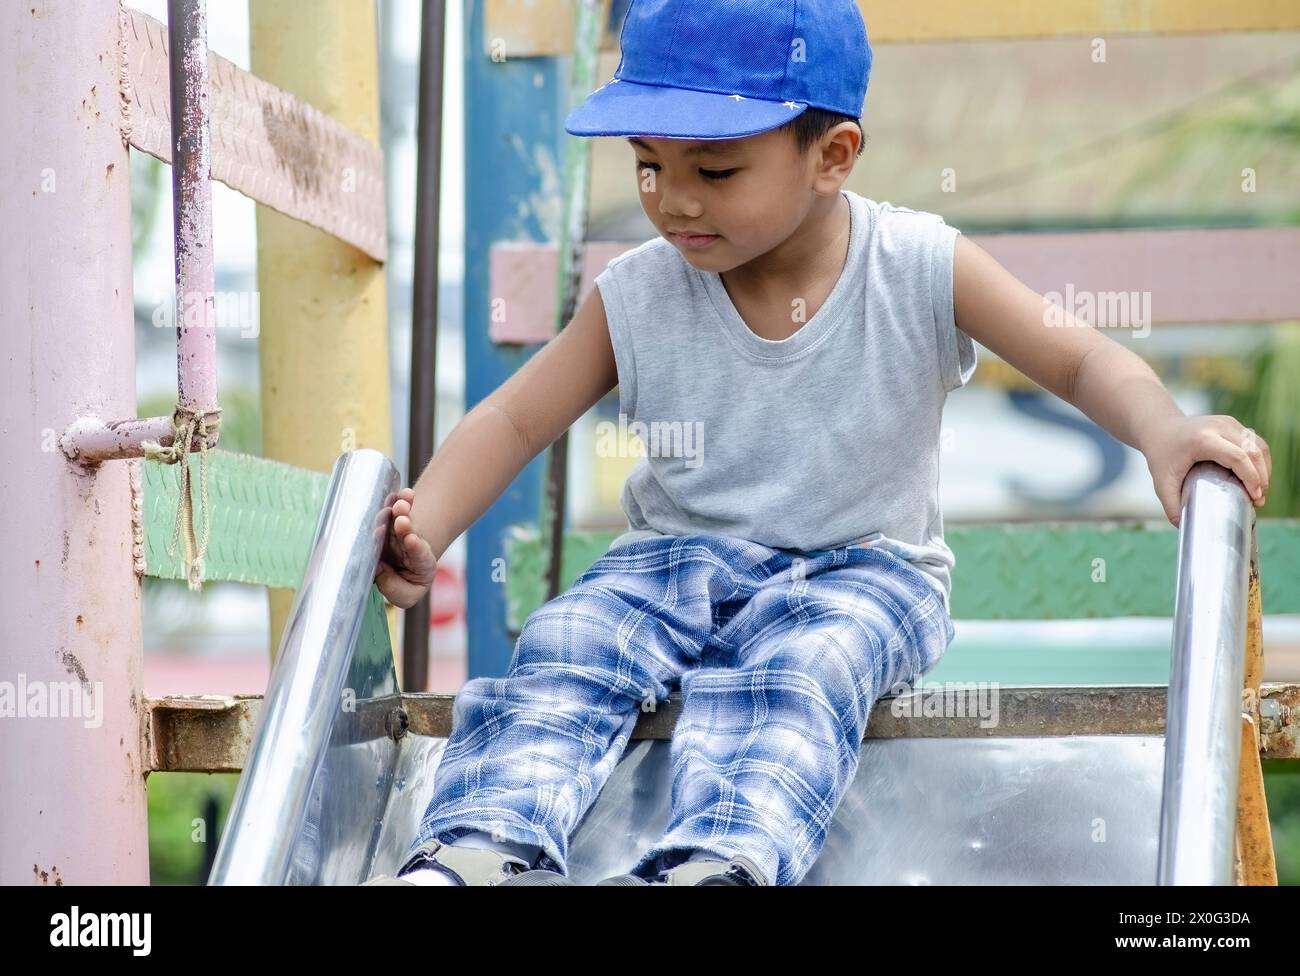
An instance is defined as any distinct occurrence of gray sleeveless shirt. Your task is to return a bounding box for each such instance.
[592,189,977,607]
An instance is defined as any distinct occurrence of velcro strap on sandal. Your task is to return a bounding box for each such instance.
[663,854,769,886]
[662,859,733,885]
[401,839,530,885]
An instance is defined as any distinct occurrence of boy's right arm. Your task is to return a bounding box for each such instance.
[405,283,619,565]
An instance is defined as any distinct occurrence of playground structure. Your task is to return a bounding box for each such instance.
[3,0,1300,885]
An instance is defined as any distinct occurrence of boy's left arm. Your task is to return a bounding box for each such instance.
[950,235,1271,527]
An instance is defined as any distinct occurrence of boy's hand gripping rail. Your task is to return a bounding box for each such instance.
[1156,460,1257,884]
[208,449,400,885]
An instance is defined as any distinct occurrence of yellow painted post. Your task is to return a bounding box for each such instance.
[249,1,397,663]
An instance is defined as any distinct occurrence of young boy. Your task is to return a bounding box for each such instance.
[368,0,1270,886]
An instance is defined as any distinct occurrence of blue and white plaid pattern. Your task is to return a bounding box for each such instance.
[403,532,954,886]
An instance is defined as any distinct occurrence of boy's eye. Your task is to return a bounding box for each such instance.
[635,160,736,181]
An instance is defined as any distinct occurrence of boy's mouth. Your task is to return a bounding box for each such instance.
[669,230,721,249]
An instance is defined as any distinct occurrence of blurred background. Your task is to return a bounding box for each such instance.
[130,2,1300,883]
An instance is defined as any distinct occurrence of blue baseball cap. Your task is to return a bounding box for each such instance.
[564,0,871,140]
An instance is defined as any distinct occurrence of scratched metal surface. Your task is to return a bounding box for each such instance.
[353,732,1164,885]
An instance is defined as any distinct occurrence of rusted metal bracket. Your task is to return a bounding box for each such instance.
[1259,689,1296,758]
[143,694,262,775]
[143,692,412,774]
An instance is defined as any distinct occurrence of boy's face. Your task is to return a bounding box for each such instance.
[626,124,849,272]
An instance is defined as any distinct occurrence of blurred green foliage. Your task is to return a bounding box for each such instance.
[131,150,164,253]
[1265,763,1300,884]
[147,772,239,885]
[1116,61,1300,222]
[1213,323,1300,520]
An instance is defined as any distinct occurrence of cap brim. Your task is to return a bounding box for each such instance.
[564,77,808,139]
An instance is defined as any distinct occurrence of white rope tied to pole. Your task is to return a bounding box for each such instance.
[142,405,221,591]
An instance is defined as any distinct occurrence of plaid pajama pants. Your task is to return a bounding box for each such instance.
[401,532,954,886]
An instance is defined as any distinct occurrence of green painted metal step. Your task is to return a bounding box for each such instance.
[503,521,1300,628]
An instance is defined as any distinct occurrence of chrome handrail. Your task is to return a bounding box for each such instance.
[208,449,400,885]
[1156,460,1256,884]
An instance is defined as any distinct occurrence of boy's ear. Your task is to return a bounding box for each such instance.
[814,122,860,185]
[828,120,862,161]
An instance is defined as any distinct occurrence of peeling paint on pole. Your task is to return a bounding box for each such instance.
[168,0,218,415]
[0,0,149,884]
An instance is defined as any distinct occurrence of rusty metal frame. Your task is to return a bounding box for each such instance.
[143,681,1300,775]
[1234,536,1279,884]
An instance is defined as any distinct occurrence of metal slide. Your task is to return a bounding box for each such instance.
[209,452,1253,885]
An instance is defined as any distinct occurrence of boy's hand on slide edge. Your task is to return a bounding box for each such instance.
[1144,415,1271,529]
[374,487,437,609]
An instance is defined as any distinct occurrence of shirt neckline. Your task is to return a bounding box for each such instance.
[698,189,866,362]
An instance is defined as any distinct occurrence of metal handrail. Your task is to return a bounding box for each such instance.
[208,449,400,885]
[1156,460,1256,884]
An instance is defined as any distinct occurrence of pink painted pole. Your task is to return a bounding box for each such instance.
[0,0,150,883]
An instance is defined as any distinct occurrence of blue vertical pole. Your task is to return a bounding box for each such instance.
[463,5,567,678]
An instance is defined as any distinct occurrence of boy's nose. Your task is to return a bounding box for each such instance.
[657,185,703,221]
